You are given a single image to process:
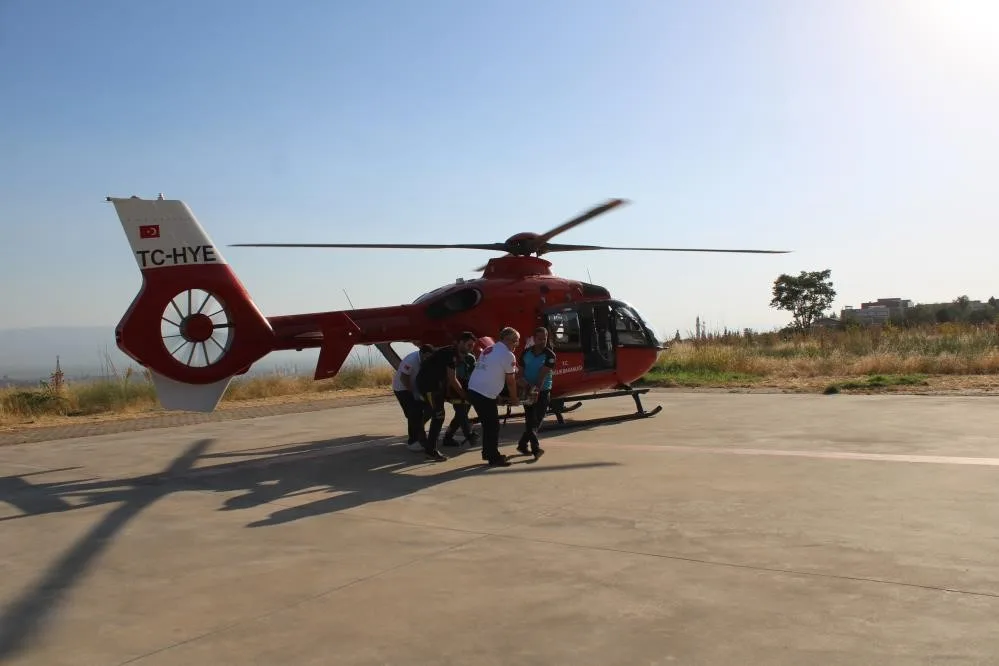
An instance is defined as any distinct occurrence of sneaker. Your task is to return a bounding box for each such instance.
[532,448,545,460]
[406,441,424,452]
[516,443,530,456]
[486,455,511,467]
[425,449,448,462]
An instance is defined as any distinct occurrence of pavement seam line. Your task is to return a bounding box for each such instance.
[292,509,999,601]
[486,532,999,600]
[113,531,495,666]
[0,395,397,447]
[180,468,999,601]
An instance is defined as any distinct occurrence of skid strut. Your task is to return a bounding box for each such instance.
[467,387,662,431]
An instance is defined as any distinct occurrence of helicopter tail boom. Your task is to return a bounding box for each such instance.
[108,195,276,412]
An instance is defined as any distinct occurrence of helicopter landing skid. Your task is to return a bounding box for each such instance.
[542,388,663,431]
[466,388,662,431]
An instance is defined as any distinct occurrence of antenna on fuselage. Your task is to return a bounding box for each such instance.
[342,289,367,367]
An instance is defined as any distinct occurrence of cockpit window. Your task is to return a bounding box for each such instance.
[611,301,662,347]
[614,311,646,345]
[412,285,451,304]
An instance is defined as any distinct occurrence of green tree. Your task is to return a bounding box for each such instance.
[770,269,836,330]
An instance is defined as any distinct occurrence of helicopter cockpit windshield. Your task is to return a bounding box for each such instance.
[610,301,664,349]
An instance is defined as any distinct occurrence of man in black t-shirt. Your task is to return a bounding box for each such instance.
[415,331,477,461]
[442,351,479,449]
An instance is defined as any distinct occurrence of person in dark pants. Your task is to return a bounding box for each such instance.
[467,327,521,467]
[516,326,555,459]
[392,344,434,451]
[442,350,479,449]
[415,331,477,462]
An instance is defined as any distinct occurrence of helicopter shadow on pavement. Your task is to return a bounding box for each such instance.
[0,438,214,663]
[197,433,619,527]
[0,434,616,661]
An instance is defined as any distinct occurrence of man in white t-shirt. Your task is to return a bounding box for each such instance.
[393,344,433,451]
[467,327,521,467]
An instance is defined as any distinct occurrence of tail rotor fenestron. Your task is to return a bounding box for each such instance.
[159,288,234,368]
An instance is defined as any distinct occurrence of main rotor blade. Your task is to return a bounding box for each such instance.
[536,198,629,245]
[229,242,508,251]
[542,243,791,254]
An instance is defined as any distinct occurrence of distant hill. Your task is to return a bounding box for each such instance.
[0,326,127,381]
[0,326,396,383]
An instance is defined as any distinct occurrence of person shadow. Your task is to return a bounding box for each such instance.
[199,434,618,527]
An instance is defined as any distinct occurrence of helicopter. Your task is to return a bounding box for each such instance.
[107,195,789,429]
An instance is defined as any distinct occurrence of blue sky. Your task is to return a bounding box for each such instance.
[2,0,997,338]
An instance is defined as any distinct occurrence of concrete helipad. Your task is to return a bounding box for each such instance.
[2,390,999,665]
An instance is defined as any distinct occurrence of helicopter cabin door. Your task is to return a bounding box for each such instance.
[542,303,616,374]
[576,302,616,372]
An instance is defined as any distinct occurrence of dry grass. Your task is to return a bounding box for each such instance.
[0,364,395,427]
[656,322,999,375]
[644,322,999,391]
[4,323,998,429]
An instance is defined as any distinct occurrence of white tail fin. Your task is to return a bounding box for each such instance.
[108,195,228,271]
[108,194,275,413]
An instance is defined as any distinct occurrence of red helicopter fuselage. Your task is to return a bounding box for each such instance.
[263,254,665,398]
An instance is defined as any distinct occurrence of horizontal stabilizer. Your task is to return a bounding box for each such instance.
[314,312,362,379]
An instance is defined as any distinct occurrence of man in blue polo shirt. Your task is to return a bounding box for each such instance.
[516,326,556,459]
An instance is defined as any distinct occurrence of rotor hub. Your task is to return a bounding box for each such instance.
[180,313,215,343]
[158,288,233,368]
[504,232,542,256]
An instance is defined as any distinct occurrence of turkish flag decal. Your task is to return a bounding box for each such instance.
[139,224,160,239]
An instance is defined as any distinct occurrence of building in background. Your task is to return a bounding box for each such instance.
[841,297,913,325]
